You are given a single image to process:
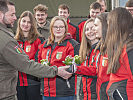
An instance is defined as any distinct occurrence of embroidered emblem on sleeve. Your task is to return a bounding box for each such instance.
[102,57,108,67]
[15,45,22,54]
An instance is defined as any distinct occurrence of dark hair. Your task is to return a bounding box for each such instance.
[0,0,14,13]
[90,2,102,11]
[58,4,70,14]
[96,12,108,43]
[94,12,108,54]
[125,0,133,7]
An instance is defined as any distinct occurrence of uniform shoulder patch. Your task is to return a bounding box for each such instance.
[102,57,108,67]
[15,45,22,54]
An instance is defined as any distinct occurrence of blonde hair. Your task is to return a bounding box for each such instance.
[79,18,94,62]
[33,4,48,14]
[47,16,68,45]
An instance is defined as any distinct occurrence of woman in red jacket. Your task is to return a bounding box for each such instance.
[105,7,133,100]
[72,13,109,100]
[93,12,109,100]
[15,11,44,100]
[37,16,80,100]
[77,18,99,100]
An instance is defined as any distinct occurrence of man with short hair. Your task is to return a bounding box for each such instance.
[125,0,133,16]
[78,2,102,43]
[58,4,78,41]
[0,1,71,100]
[33,4,50,39]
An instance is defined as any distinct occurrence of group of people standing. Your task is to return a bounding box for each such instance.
[0,0,133,100]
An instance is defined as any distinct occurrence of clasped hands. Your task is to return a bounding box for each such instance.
[57,64,77,79]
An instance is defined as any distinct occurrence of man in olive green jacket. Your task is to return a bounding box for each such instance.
[0,1,72,100]
[33,4,50,40]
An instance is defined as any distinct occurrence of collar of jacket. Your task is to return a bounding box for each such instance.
[43,33,72,48]
[37,20,50,29]
[92,42,99,49]
[17,37,28,42]
[67,18,70,24]
[0,23,14,37]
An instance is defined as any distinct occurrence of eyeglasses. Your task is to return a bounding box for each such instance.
[53,26,65,29]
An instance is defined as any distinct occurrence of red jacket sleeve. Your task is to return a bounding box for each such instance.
[76,65,97,76]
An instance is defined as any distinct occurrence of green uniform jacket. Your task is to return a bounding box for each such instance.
[0,23,58,99]
[37,20,50,40]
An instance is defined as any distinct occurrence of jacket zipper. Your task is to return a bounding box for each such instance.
[48,44,55,96]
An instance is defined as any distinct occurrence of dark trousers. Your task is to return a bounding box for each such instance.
[17,85,42,100]
[43,96,76,100]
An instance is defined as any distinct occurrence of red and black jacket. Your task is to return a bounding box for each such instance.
[76,44,109,100]
[67,19,79,42]
[36,34,80,97]
[17,37,44,86]
[96,54,110,100]
[76,43,100,100]
[107,46,133,100]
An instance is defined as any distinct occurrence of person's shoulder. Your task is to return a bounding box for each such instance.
[68,39,79,46]
[38,36,45,42]
[78,19,88,26]
[69,22,78,28]
[46,20,50,26]
[0,29,14,42]
[0,31,16,52]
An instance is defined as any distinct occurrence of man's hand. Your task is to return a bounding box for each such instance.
[57,66,72,79]
[66,64,77,73]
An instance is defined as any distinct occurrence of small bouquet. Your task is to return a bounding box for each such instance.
[73,55,82,65]
[40,59,50,66]
[62,55,82,65]
[62,55,82,88]
[62,55,73,65]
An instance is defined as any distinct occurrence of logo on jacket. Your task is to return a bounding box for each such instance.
[19,44,23,48]
[26,45,31,52]
[56,52,63,59]
[102,57,108,67]
[15,45,22,54]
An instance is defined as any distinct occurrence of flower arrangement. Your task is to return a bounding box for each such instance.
[62,55,82,65]
[62,55,73,65]
[62,55,82,88]
[74,55,82,65]
[40,59,50,66]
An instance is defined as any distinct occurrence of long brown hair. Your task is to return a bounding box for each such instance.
[79,18,94,62]
[15,11,40,44]
[47,16,68,45]
[104,7,133,74]
[94,12,108,55]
